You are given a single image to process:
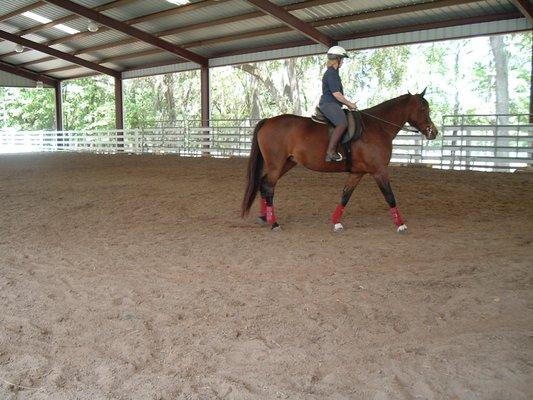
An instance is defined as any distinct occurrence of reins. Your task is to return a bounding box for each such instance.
[358,110,419,133]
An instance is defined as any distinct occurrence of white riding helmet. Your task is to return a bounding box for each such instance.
[327,45,349,59]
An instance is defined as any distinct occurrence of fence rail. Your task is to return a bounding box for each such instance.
[1,114,531,172]
[440,114,532,171]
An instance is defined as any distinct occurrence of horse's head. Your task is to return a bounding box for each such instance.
[407,88,438,140]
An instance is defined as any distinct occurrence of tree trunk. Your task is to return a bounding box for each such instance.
[249,79,261,121]
[163,74,176,126]
[489,35,510,124]
[285,58,301,115]
[237,64,283,105]
[453,44,461,119]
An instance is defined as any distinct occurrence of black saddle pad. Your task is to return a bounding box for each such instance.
[312,107,363,144]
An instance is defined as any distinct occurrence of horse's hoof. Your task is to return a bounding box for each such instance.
[271,222,281,231]
[257,216,267,225]
[397,224,408,234]
[333,223,344,232]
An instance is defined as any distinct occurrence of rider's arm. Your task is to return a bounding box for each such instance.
[333,92,357,110]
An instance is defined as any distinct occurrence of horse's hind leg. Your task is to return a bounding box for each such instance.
[331,172,364,232]
[259,159,296,230]
[373,169,407,233]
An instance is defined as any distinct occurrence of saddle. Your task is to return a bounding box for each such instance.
[311,107,363,144]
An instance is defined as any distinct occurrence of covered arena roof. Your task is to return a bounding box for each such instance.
[0,0,531,83]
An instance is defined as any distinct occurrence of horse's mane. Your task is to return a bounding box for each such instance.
[362,93,411,114]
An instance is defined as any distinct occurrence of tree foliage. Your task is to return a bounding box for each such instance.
[0,33,530,131]
[0,86,55,130]
[62,76,116,130]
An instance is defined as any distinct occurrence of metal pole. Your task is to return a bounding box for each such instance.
[530,40,532,123]
[115,76,124,150]
[54,80,63,149]
[54,80,63,131]
[201,65,210,155]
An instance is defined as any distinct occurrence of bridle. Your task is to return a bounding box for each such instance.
[358,110,435,138]
[358,110,419,133]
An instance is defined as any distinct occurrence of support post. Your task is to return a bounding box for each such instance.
[200,65,210,155]
[54,80,63,148]
[530,41,532,123]
[115,76,124,150]
[54,80,63,131]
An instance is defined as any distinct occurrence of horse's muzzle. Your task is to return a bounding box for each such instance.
[424,124,438,140]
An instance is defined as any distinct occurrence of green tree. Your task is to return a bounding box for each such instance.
[123,70,200,128]
[0,87,55,130]
[62,76,115,130]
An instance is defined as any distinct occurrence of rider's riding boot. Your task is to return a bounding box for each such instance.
[325,125,346,162]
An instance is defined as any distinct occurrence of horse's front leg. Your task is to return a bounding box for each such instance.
[373,169,407,233]
[331,172,365,232]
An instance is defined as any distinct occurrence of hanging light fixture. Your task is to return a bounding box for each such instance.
[35,81,43,89]
[87,21,99,32]
[14,44,24,53]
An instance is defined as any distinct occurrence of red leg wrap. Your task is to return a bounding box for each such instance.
[390,207,404,227]
[266,206,277,224]
[259,198,267,216]
[331,204,345,224]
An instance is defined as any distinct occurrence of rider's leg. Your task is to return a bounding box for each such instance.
[326,124,347,161]
[320,102,348,162]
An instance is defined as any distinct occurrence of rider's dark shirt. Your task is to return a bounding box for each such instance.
[320,66,344,105]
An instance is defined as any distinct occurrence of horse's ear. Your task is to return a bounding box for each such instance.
[420,87,427,97]
[407,90,412,95]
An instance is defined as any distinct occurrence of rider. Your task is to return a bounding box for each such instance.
[320,46,358,162]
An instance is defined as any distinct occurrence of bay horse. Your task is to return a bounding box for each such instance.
[241,90,438,233]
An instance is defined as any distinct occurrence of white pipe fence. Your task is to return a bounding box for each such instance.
[1,115,531,172]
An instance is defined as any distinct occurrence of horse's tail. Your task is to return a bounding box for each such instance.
[241,118,267,218]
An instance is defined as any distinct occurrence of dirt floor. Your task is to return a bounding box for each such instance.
[0,153,531,400]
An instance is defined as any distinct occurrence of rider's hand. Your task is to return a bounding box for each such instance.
[349,102,358,110]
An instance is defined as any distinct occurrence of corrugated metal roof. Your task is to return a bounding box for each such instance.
[293,0,421,21]
[31,57,76,72]
[91,41,156,60]
[0,0,529,81]
[101,0,178,22]
[320,0,517,38]
[1,49,52,65]
[164,15,280,45]
[133,1,260,35]
[0,17,35,32]
[64,30,130,49]
[49,65,95,79]
[192,30,306,57]
[115,52,179,69]
[0,0,39,16]
[68,0,113,9]
[0,69,53,87]
[20,3,72,22]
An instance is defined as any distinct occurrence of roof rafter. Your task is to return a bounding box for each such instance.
[0,29,120,77]
[0,60,57,86]
[336,11,524,41]
[42,0,208,66]
[8,0,139,39]
[121,11,525,75]
[510,0,533,23]
[244,0,335,47]
[35,0,490,74]
[4,0,341,67]
[41,10,522,77]
[0,1,46,23]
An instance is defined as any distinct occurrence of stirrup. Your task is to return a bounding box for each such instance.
[325,152,343,162]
